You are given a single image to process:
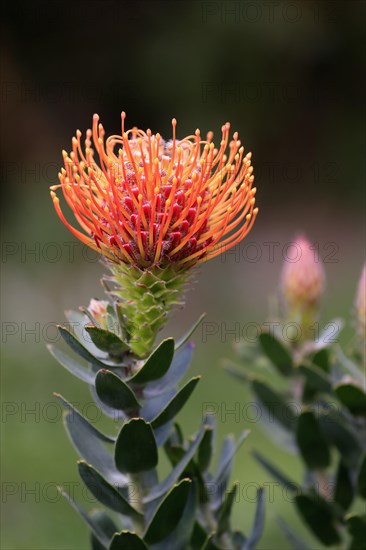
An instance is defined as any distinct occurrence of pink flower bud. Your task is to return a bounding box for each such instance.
[87,298,109,326]
[281,236,325,312]
[355,263,366,339]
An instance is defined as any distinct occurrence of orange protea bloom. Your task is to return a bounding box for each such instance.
[50,113,257,270]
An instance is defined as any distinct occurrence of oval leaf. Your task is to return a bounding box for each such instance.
[115,419,158,473]
[334,460,354,511]
[335,383,366,416]
[58,325,109,369]
[295,493,341,546]
[85,325,130,356]
[95,370,140,412]
[251,379,297,431]
[47,343,95,384]
[78,461,141,517]
[259,332,293,376]
[151,377,200,429]
[296,411,331,469]
[110,532,148,550]
[129,338,175,384]
[144,479,191,544]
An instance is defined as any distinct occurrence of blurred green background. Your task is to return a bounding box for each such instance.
[1,0,365,548]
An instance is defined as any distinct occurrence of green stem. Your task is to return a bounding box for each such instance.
[130,473,145,535]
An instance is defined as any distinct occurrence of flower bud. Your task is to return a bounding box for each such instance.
[87,298,110,327]
[281,235,325,316]
[355,263,366,340]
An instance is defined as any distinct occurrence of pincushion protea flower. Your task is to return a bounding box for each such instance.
[50,113,258,355]
[50,113,257,268]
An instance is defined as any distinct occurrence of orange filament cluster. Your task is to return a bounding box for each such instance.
[50,113,258,269]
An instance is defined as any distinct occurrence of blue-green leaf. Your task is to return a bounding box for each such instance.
[295,493,341,546]
[95,369,140,412]
[61,488,110,547]
[151,377,200,429]
[296,411,331,469]
[85,325,130,356]
[145,424,206,503]
[115,418,158,473]
[259,332,293,376]
[109,532,148,550]
[144,479,191,545]
[335,383,366,416]
[243,487,265,550]
[47,344,95,384]
[252,450,297,492]
[143,341,194,398]
[78,461,142,517]
[58,325,109,369]
[175,313,206,350]
[128,338,175,384]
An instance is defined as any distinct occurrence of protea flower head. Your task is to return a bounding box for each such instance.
[355,263,366,340]
[50,113,257,269]
[50,113,258,356]
[281,235,325,318]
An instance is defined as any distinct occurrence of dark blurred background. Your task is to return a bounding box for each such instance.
[1,1,365,548]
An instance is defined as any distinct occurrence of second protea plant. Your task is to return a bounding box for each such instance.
[48,114,263,549]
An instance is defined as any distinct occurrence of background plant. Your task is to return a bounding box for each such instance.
[225,238,366,549]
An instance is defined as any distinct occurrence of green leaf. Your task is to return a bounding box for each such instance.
[217,483,238,535]
[318,410,362,468]
[312,348,330,372]
[277,517,311,550]
[55,394,121,483]
[151,377,200,429]
[175,313,206,350]
[346,514,366,550]
[335,383,366,416]
[145,424,207,503]
[259,332,293,376]
[334,460,354,511]
[109,532,148,550]
[296,411,331,469]
[243,487,265,550]
[150,481,197,550]
[295,493,341,546]
[61,488,110,547]
[47,344,95,384]
[299,364,332,394]
[213,431,250,508]
[197,417,215,472]
[95,370,140,412]
[128,338,175,384]
[144,479,191,545]
[357,454,366,499]
[115,418,158,473]
[251,379,297,431]
[85,325,130,356]
[90,510,118,550]
[78,461,141,517]
[215,432,250,485]
[252,450,298,492]
[143,341,194,398]
[190,522,208,548]
[58,325,109,370]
